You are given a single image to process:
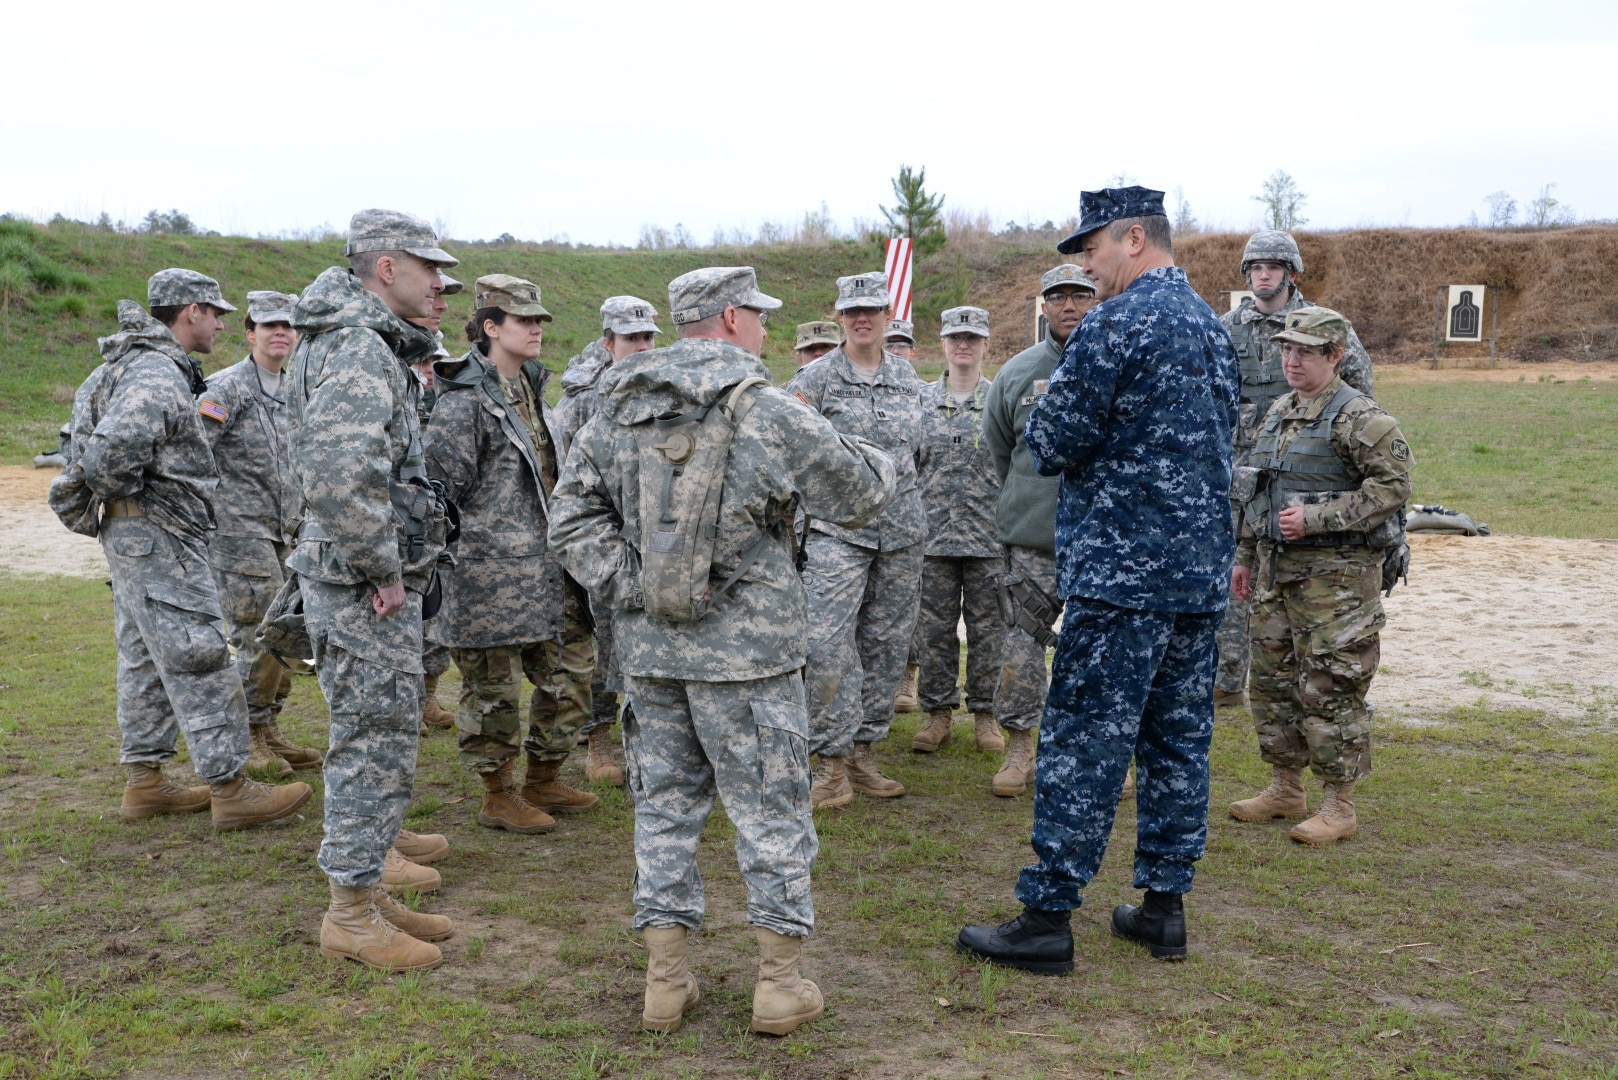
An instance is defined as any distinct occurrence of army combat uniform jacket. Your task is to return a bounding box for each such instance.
[915,374,1001,559]
[552,338,612,461]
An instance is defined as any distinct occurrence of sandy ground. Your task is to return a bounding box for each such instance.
[3,464,1614,727]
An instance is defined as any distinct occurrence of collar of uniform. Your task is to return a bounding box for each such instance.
[1285,373,1348,420]
[931,373,985,409]
[831,346,907,387]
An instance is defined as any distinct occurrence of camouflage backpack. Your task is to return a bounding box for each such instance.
[634,376,770,623]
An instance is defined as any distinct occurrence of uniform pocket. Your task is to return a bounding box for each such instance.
[752,699,811,815]
[111,535,155,558]
[144,582,230,673]
[327,624,425,675]
[209,536,277,577]
[1307,602,1386,655]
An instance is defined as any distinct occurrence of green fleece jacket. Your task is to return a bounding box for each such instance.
[983,333,1063,552]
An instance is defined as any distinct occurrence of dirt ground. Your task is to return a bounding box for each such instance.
[4,452,1615,729]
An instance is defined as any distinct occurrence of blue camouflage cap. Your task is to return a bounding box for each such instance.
[1057,186,1168,254]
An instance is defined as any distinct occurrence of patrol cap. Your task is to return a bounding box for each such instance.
[475,274,553,320]
[1040,264,1097,296]
[1270,305,1351,349]
[344,208,458,267]
[667,266,782,325]
[600,295,662,336]
[939,306,990,338]
[834,272,890,312]
[440,271,464,296]
[245,290,297,325]
[1057,186,1168,254]
[795,320,843,350]
[883,318,914,344]
[147,268,237,312]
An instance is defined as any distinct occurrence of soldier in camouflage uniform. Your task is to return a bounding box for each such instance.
[1215,231,1374,707]
[288,210,458,971]
[197,290,323,777]
[549,266,896,1036]
[50,270,313,830]
[410,273,462,735]
[909,306,1007,757]
[424,274,598,834]
[793,320,841,368]
[884,318,916,363]
[786,272,926,808]
[960,188,1239,971]
[1229,307,1412,847]
[555,296,663,786]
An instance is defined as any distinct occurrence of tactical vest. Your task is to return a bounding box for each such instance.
[1231,314,1288,451]
[1241,383,1399,550]
[635,377,772,623]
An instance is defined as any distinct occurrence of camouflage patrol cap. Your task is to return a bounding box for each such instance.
[600,295,662,335]
[1242,230,1304,274]
[245,290,297,325]
[1040,264,1096,296]
[344,208,458,267]
[147,268,237,312]
[834,272,890,312]
[667,266,782,325]
[475,274,553,320]
[795,320,843,350]
[884,318,915,344]
[1057,186,1168,254]
[939,306,991,338]
[1270,305,1350,349]
[440,271,464,296]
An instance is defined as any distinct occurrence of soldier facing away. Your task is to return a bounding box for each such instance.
[549,266,896,1037]
[50,269,313,830]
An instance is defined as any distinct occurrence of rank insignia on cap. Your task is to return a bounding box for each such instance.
[198,399,228,423]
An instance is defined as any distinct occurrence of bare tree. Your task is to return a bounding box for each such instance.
[1252,170,1308,230]
[1484,191,1517,229]
[1172,186,1199,235]
[1525,183,1574,229]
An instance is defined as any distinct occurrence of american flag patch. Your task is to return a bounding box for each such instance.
[198,399,228,423]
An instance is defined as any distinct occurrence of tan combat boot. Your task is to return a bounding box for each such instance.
[245,726,293,778]
[119,763,211,821]
[421,674,455,730]
[1120,766,1136,800]
[911,708,953,753]
[992,728,1036,797]
[521,755,599,815]
[381,847,442,892]
[393,827,450,865]
[1289,782,1358,846]
[320,883,443,971]
[973,711,1006,752]
[642,925,701,1033]
[263,720,323,769]
[585,727,625,786]
[373,884,454,942]
[477,762,556,834]
[751,928,824,1036]
[210,772,313,831]
[810,756,853,810]
[892,664,919,713]
[847,742,905,798]
[1229,767,1307,823]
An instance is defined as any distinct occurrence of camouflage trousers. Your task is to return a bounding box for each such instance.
[801,533,923,758]
[1016,599,1218,910]
[1248,560,1383,784]
[101,516,249,784]
[1214,510,1251,694]
[303,578,423,889]
[580,587,622,736]
[449,636,593,772]
[422,639,451,679]
[914,555,1005,713]
[624,670,817,938]
[993,545,1058,733]
[209,536,293,728]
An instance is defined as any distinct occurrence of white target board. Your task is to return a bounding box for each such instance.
[1445,285,1486,341]
[1228,290,1254,312]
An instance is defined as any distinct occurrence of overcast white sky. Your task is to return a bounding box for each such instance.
[3,0,1614,244]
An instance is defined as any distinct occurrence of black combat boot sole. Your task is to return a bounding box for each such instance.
[954,934,1074,976]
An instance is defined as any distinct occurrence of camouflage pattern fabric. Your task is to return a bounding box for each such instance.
[1214,522,1255,695]
[915,555,1003,713]
[423,639,451,679]
[147,268,235,310]
[800,534,923,757]
[212,539,293,727]
[101,516,250,783]
[915,375,1001,558]
[450,603,593,771]
[1015,601,1219,909]
[423,348,564,648]
[623,671,817,937]
[303,578,422,889]
[992,544,1058,732]
[412,371,450,684]
[553,338,612,460]
[580,590,622,734]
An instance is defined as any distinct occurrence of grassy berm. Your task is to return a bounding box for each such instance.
[2,572,1616,1078]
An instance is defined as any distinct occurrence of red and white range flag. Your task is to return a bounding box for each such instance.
[884,238,913,323]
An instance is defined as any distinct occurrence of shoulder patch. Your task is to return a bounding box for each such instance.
[198,398,228,423]
[1390,438,1411,461]
[1354,412,1399,447]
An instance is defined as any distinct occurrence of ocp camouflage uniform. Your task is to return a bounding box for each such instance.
[287,266,447,888]
[424,346,590,771]
[913,374,1004,713]
[549,333,897,936]
[1236,376,1412,783]
[1216,291,1374,695]
[61,301,250,782]
[786,346,926,758]
[198,356,297,730]
[413,363,451,686]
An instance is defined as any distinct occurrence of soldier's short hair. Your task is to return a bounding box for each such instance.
[348,249,396,280]
[1106,215,1174,255]
[149,304,189,327]
[465,306,508,351]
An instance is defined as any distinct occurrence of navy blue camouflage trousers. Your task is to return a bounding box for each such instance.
[1016,598,1218,911]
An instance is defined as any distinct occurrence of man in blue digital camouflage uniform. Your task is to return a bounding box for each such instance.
[958,186,1239,972]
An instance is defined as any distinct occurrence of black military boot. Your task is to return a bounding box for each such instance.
[1111,889,1187,960]
[955,907,1073,975]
